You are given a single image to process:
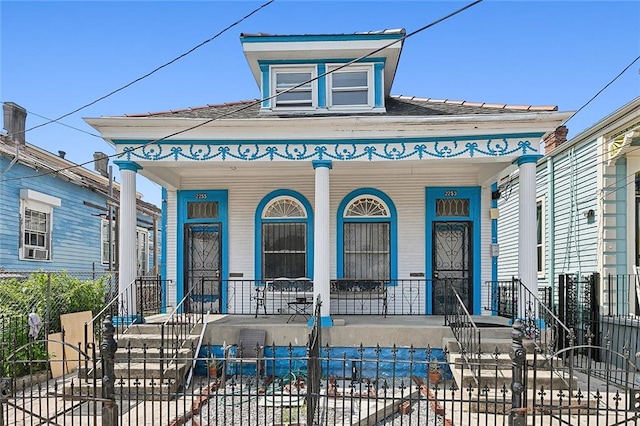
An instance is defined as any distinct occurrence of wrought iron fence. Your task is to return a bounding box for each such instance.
[2,317,639,426]
[564,273,640,385]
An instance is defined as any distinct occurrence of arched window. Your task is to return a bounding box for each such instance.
[257,193,313,280]
[338,190,396,280]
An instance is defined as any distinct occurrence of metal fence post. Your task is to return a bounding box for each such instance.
[101,317,118,426]
[46,272,51,334]
[509,319,526,426]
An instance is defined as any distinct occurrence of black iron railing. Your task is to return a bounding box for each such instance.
[224,278,429,316]
[443,278,481,381]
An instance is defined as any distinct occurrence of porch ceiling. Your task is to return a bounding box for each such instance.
[138,157,514,189]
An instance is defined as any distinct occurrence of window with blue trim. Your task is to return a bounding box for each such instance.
[342,196,390,279]
[262,197,308,279]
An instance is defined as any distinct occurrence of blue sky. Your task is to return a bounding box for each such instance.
[1,1,639,207]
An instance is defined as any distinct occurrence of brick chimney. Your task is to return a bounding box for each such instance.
[544,125,568,152]
[2,102,27,145]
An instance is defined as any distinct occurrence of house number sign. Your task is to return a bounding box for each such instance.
[195,193,208,199]
[444,190,458,197]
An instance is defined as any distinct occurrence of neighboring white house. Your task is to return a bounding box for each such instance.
[496,97,640,315]
[86,30,571,325]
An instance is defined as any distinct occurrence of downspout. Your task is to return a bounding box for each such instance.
[547,156,556,305]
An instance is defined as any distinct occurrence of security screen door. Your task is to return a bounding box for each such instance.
[185,224,221,309]
[432,221,472,315]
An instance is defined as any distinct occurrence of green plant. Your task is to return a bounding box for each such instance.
[428,359,441,374]
[0,271,108,377]
[0,271,107,332]
[208,355,222,368]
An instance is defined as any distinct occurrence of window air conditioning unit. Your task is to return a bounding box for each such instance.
[26,248,49,260]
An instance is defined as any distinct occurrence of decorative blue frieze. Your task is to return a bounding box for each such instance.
[118,137,539,162]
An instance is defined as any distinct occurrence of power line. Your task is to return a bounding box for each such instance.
[1,0,483,184]
[497,55,640,191]
[2,0,274,139]
[560,55,640,129]
[0,104,103,139]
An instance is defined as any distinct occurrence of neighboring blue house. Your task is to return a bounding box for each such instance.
[0,102,161,274]
[496,97,640,315]
[86,30,571,322]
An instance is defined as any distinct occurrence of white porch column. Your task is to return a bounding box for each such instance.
[114,160,142,318]
[312,160,333,326]
[516,155,542,318]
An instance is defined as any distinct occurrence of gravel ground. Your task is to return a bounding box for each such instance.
[185,378,444,425]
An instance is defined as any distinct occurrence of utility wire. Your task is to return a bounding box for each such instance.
[3,0,274,138]
[560,55,639,129]
[1,0,483,184]
[497,54,640,192]
[0,105,103,139]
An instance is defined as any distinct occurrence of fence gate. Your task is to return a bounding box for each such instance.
[1,338,103,426]
[558,273,601,360]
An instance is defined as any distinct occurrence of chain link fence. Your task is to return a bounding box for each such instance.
[0,270,116,377]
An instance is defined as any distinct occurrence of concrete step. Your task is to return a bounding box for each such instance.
[64,376,183,398]
[443,337,538,354]
[111,347,193,362]
[79,359,191,380]
[116,333,199,349]
[455,326,513,340]
[123,322,193,335]
[451,365,577,390]
[450,353,564,369]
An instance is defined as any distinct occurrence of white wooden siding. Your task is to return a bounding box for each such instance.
[164,166,494,309]
[165,189,178,308]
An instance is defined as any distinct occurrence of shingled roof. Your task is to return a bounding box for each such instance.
[123,95,557,119]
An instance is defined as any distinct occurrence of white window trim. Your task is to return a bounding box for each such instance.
[343,195,390,218]
[327,64,374,110]
[537,197,545,278]
[101,219,116,266]
[262,196,307,219]
[137,227,150,275]
[270,65,317,110]
[19,196,57,262]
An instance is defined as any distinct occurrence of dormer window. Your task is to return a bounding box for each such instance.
[272,67,316,109]
[328,65,373,108]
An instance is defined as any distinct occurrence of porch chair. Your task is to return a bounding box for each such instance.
[224,328,266,378]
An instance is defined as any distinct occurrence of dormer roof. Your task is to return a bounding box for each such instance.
[240,29,405,98]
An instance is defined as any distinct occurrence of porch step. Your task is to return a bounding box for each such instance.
[443,337,538,354]
[63,376,183,398]
[79,360,191,380]
[450,353,564,369]
[451,366,577,390]
[111,347,193,362]
[116,333,199,349]
[444,384,591,415]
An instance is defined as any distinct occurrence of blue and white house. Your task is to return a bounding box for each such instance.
[496,97,640,315]
[86,30,571,325]
[0,102,161,274]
